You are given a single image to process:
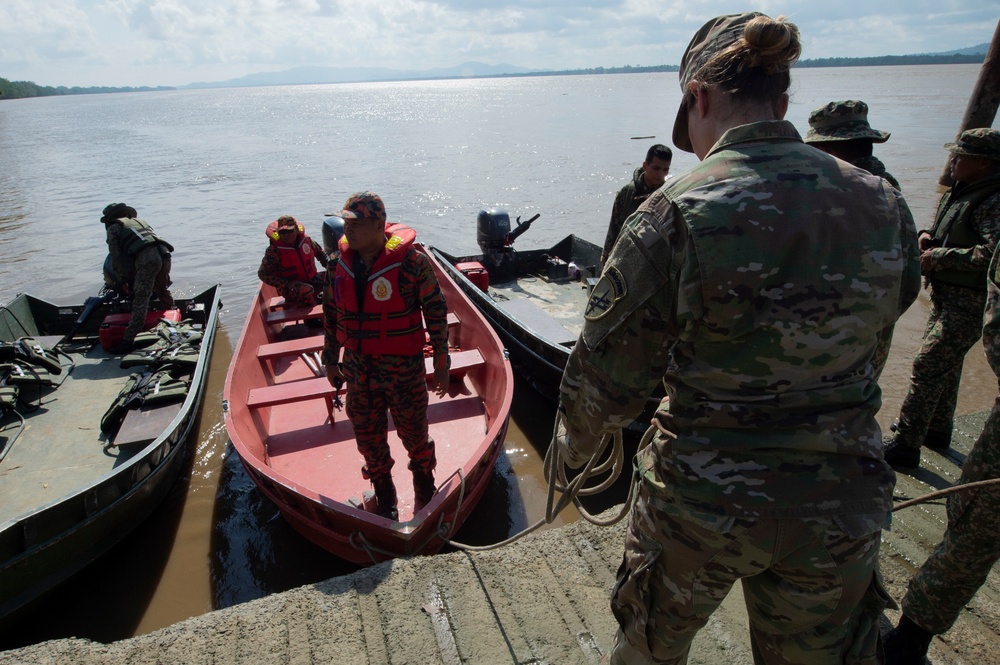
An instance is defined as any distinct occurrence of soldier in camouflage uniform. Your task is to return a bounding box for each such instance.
[804,100,901,190]
[882,244,1000,664]
[554,13,921,664]
[601,144,673,264]
[257,215,329,308]
[101,202,175,354]
[321,192,450,521]
[884,128,1000,468]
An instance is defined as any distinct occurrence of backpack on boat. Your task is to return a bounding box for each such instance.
[120,319,204,369]
[100,363,191,437]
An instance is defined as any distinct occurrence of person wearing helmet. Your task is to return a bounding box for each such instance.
[257,215,330,308]
[100,202,175,354]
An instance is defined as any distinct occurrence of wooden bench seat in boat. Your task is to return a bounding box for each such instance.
[246,348,485,410]
[255,313,461,361]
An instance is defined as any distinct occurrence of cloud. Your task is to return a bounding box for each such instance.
[0,0,994,88]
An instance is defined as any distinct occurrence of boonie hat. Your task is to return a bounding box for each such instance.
[804,100,890,144]
[673,11,764,153]
[943,128,1000,162]
[336,191,387,224]
[101,202,137,223]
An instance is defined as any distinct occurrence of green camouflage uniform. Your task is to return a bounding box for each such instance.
[555,120,921,664]
[898,245,1000,634]
[890,176,1000,451]
[105,216,175,342]
[852,155,901,192]
[602,167,661,264]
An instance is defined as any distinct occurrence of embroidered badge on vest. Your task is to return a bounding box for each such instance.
[372,276,393,301]
[584,267,627,320]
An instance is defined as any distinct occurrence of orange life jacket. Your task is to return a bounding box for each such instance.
[265,220,319,283]
[334,224,425,355]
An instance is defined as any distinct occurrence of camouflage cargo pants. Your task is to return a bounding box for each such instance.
[278,272,326,307]
[609,487,889,665]
[894,281,985,447]
[344,351,435,479]
[125,246,174,341]
[901,393,1000,633]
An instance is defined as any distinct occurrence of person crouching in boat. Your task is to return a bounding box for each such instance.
[321,192,450,521]
[101,202,175,354]
[258,215,330,309]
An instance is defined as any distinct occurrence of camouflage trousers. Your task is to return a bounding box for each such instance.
[894,281,985,448]
[125,246,173,341]
[901,392,1000,633]
[609,487,889,665]
[343,350,435,479]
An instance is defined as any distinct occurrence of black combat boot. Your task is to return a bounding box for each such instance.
[883,436,921,469]
[882,614,934,664]
[370,475,398,521]
[923,427,952,452]
[412,468,436,510]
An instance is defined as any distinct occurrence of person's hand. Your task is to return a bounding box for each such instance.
[919,248,939,274]
[324,363,343,387]
[918,232,934,252]
[431,365,449,397]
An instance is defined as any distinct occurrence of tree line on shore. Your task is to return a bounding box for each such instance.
[1,52,986,101]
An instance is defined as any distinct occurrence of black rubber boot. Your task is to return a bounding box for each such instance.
[882,614,934,665]
[883,436,921,469]
[371,475,398,521]
[412,468,436,510]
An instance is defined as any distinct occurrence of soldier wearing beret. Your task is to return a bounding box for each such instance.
[804,99,901,190]
[554,11,920,664]
[885,128,1000,468]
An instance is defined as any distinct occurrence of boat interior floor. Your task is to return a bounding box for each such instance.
[0,341,179,525]
[489,272,591,343]
[261,362,489,524]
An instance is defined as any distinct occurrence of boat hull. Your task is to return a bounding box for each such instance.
[224,245,514,565]
[0,285,222,620]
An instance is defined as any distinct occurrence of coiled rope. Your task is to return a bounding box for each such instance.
[440,422,1000,554]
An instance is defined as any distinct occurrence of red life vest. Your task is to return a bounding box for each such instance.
[334,224,425,355]
[265,220,319,283]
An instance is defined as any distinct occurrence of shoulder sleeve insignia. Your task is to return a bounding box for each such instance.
[584,267,627,321]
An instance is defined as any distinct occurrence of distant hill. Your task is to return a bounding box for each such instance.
[1,44,992,100]
[182,61,542,89]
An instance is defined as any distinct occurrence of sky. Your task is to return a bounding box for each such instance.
[2,1,998,88]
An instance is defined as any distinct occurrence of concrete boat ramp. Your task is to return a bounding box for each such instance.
[4,411,1000,664]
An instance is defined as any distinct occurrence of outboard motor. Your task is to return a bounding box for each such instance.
[322,215,346,261]
[476,208,511,256]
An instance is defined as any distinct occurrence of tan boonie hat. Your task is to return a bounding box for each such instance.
[673,11,765,153]
[804,100,890,144]
[943,128,1000,162]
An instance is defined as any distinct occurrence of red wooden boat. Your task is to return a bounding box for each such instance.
[223,244,514,564]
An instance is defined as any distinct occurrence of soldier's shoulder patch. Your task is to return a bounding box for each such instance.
[584,267,627,321]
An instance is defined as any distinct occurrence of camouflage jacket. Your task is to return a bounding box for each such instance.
[602,167,661,263]
[986,247,1000,377]
[557,120,921,519]
[925,177,1000,288]
[852,155,901,191]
